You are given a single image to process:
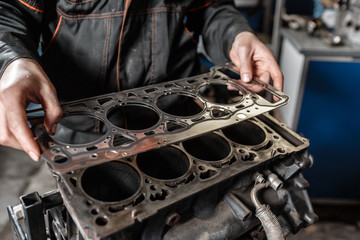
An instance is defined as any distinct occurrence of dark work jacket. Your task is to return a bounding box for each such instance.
[0,0,252,101]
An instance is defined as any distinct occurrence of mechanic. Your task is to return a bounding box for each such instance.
[0,0,283,162]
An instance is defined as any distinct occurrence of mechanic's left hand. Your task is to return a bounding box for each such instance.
[229,32,283,91]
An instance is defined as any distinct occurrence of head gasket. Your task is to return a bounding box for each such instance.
[28,65,288,173]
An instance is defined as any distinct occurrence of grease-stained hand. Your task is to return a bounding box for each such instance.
[0,58,62,161]
[229,32,283,91]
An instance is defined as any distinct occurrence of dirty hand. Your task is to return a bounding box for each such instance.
[0,58,62,161]
[229,32,283,91]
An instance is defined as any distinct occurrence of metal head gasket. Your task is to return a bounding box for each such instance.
[28,65,289,173]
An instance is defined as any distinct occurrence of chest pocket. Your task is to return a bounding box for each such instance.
[41,0,124,100]
[57,0,124,15]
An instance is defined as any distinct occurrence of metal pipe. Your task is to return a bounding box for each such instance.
[250,182,267,209]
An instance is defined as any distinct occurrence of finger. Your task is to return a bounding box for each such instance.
[40,85,62,135]
[271,69,284,92]
[257,71,271,85]
[229,49,240,68]
[266,57,284,91]
[236,48,253,84]
[4,99,40,161]
[257,71,281,102]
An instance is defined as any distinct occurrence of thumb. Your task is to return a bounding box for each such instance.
[238,46,253,84]
[39,85,62,135]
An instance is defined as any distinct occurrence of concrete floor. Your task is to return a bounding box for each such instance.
[1,145,359,240]
[288,222,360,240]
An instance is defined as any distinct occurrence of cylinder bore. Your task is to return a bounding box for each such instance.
[52,115,107,145]
[136,147,189,180]
[156,93,204,117]
[198,83,243,104]
[183,133,231,161]
[81,162,141,202]
[107,104,159,130]
[222,120,266,145]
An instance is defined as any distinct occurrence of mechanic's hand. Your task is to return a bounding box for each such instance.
[229,32,283,91]
[0,58,62,161]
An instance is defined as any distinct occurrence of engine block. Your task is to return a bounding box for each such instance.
[8,65,317,240]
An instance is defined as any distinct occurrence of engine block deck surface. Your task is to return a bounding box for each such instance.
[55,113,310,238]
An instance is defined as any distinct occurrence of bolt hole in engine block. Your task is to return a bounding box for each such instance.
[14,65,318,240]
[95,216,109,226]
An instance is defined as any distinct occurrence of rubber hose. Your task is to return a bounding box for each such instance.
[255,204,285,240]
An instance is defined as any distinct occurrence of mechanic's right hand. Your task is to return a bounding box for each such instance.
[0,58,62,161]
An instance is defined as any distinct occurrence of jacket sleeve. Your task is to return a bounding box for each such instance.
[200,1,254,65]
[0,0,45,77]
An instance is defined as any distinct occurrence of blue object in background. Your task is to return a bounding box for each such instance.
[297,61,360,199]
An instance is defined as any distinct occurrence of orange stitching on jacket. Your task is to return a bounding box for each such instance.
[141,25,146,71]
[57,8,125,20]
[56,6,185,20]
[105,18,111,78]
[150,12,155,85]
[128,6,182,15]
[43,16,63,54]
[184,26,198,44]
[154,12,157,85]
[66,0,94,4]
[17,0,44,13]
[100,17,111,89]
[116,0,132,91]
[57,2,216,20]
